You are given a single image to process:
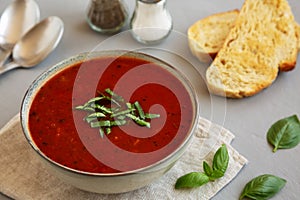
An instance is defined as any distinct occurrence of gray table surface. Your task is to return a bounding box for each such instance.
[1,0,300,199]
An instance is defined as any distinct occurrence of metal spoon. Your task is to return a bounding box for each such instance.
[0,0,40,66]
[0,16,64,75]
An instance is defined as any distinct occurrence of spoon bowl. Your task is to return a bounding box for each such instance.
[0,16,64,75]
[13,16,64,67]
[0,0,40,65]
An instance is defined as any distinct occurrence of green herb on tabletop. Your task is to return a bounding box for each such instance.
[175,144,229,189]
[266,115,300,152]
[210,143,229,180]
[75,88,160,138]
[175,172,209,189]
[239,174,286,200]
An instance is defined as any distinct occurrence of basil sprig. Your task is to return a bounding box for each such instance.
[175,144,229,189]
[239,174,286,200]
[75,88,160,137]
[266,115,300,152]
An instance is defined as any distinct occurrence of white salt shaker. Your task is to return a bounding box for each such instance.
[130,0,172,44]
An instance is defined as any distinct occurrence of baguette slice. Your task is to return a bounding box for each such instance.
[188,10,239,63]
[206,0,298,98]
[188,9,300,70]
[296,24,300,53]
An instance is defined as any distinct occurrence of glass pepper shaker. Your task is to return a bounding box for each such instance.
[130,0,173,44]
[86,0,128,34]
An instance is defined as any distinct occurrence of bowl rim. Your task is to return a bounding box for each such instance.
[20,50,200,177]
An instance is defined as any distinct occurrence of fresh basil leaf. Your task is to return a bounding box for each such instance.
[175,144,230,190]
[267,115,300,152]
[208,169,225,181]
[175,172,209,189]
[212,144,229,175]
[203,161,213,177]
[239,174,286,200]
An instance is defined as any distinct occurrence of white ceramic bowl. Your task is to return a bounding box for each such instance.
[20,50,199,194]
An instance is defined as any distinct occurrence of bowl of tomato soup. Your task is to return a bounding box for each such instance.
[21,50,199,194]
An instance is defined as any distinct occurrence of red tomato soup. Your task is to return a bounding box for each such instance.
[28,56,194,173]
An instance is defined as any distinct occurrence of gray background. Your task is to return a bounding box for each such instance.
[0,0,300,199]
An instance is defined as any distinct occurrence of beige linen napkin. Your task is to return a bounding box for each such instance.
[0,114,248,200]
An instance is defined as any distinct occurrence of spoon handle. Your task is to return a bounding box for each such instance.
[0,47,11,67]
[0,61,20,75]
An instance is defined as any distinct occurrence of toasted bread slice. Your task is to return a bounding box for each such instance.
[188,10,239,63]
[206,0,298,98]
[296,24,300,53]
[188,9,300,69]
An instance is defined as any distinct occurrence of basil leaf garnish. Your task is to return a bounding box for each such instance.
[203,161,213,177]
[175,172,209,189]
[75,88,160,137]
[239,174,286,200]
[208,169,226,181]
[267,115,300,152]
[175,144,229,189]
[212,144,229,175]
